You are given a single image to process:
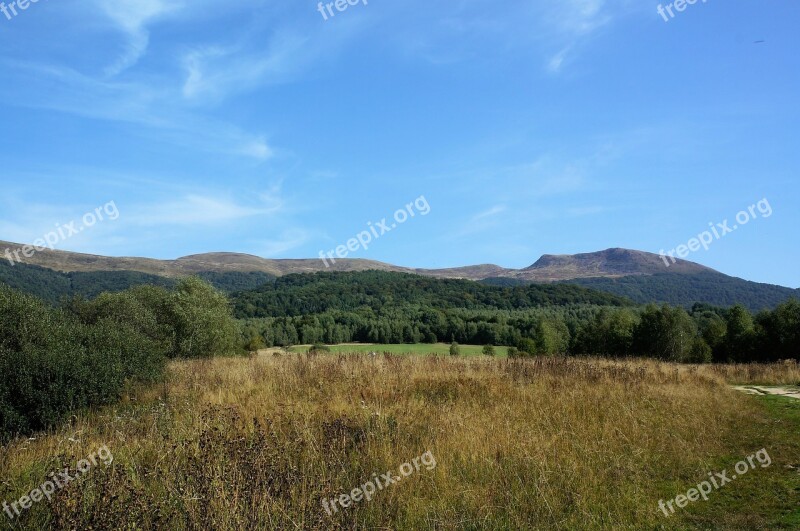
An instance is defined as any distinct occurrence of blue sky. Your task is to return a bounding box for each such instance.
[0,0,798,287]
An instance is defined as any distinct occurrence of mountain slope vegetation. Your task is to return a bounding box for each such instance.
[231,270,631,318]
[560,272,800,312]
[0,259,275,303]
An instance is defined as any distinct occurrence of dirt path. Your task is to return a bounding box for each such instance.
[732,385,800,400]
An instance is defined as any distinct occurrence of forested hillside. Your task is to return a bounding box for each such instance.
[231,270,631,318]
[0,259,275,302]
[560,272,800,312]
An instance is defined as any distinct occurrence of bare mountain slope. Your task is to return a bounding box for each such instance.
[0,241,718,282]
[0,242,411,277]
[514,248,715,281]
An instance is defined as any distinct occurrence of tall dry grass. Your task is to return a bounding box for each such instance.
[0,354,763,529]
[701,360,800,386]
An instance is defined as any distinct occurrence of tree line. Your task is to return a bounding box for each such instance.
[239,301,800,364]
[232,271,798,363]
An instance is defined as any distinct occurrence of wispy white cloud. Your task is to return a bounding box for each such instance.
[566,205,608,217]
[181,33,309,103]
[0,196,123,252]
[548,0,611,36]
[96,0,180,76]
[238,138,275,160]
[547,46,572,73]
[385,0,632,73]
[251,229,310,257]
[0,61,273,161]
[130,193,283,226]
[541,0,618,72]
[450,204,508,239]
[473,205,507,221]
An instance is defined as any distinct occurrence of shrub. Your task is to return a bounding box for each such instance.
[0,286,165,442]
[517,338,537,357]
[245,332,266,352]
[482,344,496,356]
[688,337,713,364]
[0,277,238,442]
[308,343,331,353]
[449,342,460,356]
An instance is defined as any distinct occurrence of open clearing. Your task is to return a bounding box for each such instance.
[261,343,512,357]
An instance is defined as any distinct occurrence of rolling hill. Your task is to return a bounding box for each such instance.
[0,241,796,310]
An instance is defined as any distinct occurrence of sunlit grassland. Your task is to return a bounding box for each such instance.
[1,354,798,529]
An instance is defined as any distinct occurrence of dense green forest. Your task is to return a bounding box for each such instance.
[560,272,800,311]
[232,270,631,318]
[0,259,275,303]
[484,272,800,311]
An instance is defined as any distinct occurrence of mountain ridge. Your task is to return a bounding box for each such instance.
[0,241,720,282]
[1,241,797,311]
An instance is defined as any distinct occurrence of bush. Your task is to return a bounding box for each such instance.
[0,286,165,442]
[688,337,713,364]
[517,338,537,357]
[0,277,239,442]
[66,279,239,360]
[245,332,265,352]
[308,343,330,353]
[507,347,519,358]
[449,342,460,356]
[482,344,496,356]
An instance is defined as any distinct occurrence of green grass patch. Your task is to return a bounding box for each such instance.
[671,395,800,529]
[288,343,510,357]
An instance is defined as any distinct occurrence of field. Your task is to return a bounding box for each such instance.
[278,343,511,357]
[1,352,799,530]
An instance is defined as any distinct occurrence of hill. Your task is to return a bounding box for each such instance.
[0,259,275,303]
[1,241,797,310]
[515,248,713,281]
[231,270,631,318]
[560,272,800,312]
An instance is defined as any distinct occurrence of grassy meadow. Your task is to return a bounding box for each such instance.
[1,353,799,530]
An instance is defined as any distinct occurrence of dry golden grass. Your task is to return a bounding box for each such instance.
[0,355,771,529]
[701,360,800,386]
